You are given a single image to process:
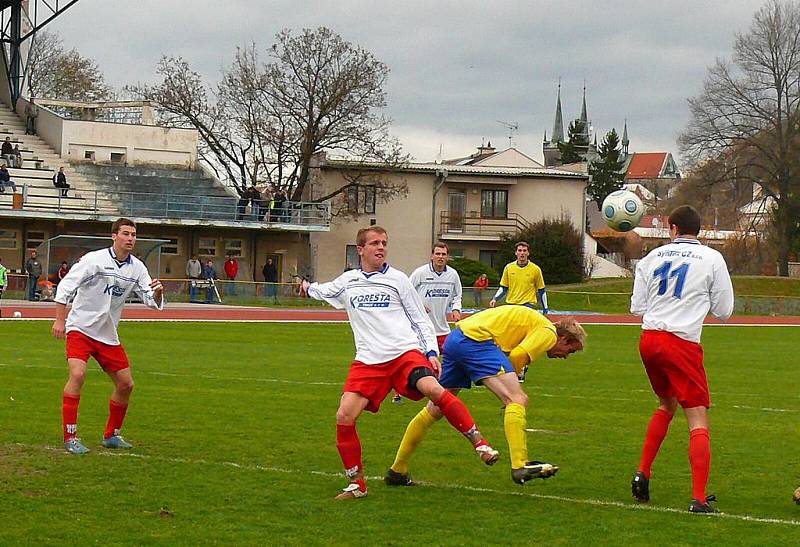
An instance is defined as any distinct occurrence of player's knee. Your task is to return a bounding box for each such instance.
[335,408,357,425]
[69,369,86,387]
[117,378,134,396]
[407,366,435,393]
[508,391,528,407]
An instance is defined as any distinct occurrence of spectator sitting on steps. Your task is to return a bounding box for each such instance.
[1,137,14,166]
[53,167,70,197]
[0,165,19,193]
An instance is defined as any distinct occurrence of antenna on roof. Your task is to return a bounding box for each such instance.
[497,120,519,148]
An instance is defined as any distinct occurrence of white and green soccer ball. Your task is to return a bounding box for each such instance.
[602,190,645,232]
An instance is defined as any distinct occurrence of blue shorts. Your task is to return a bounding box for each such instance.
[438,328,514,389]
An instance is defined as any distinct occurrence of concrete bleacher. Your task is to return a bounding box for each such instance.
[72,164,238,220]
[0,102,101,213]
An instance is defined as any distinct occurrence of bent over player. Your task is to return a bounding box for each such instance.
[630,205,733,514]
[307,226,500,500]
[386,306,585,487]
[53,218,164,454]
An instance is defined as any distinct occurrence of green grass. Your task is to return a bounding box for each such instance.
[1,322,798,545]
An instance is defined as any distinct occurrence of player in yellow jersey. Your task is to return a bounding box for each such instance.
[385,305,586,486]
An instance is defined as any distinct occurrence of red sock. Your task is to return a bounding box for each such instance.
[336,424,365,490]
[104,399,129,439]
[433,391,479,443]
[638,408,673,478]
[62,393,80,442]
[689,428,711,503]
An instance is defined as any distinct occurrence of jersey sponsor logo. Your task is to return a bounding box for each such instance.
[656,249,704,260]
[103,283,126,297]
[425,288,451,298]
[349,293,390,308]
[104,266,115,270]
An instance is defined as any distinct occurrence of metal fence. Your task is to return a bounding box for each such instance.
[0,184,331,227]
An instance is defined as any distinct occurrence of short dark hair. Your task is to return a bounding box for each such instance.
[356,226,387,246]
[515,241,530,251]
[668,205,701,236]
[112,218,136,233]
[432,242,448,253]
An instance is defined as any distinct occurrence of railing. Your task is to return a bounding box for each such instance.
[0,184,332,227]
[439,211,530,238]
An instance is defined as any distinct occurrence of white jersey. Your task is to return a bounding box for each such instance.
[308,264,438,364]
[409,263,462,336]
[55,247,165,345]
[631,237,734,343]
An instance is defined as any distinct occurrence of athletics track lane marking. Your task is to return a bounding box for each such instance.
[8,442,800,528]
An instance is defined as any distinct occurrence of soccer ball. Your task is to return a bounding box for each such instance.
[13,311,22,318]
[601,190,645,232]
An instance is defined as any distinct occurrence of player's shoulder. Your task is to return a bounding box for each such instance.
[410,263,429,278]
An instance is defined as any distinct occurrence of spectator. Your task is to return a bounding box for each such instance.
[262,257,278,299]
[25,99,37,135]
[223,255,239,296]
[473,273,489,307]
[271,188,286,222]
[186,254,203,302]
[257,186,271,221]
[38,279,55,301]
[13,144,22,168]
[203,259,218,304]
[1,137,13,166]
[0,256,7,303]
[25,249,42,301]
[57,261,70,283]
[53,167,70,197]
[236,192,249,220]
[0,165,18,193]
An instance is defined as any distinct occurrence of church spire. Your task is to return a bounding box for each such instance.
[551,80,564,143]
[579,82,590,141]
[622,118,630,155]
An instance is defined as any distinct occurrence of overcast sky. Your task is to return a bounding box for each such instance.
[49,0,765,165]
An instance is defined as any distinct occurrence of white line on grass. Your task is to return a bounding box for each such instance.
[14,442,800,528]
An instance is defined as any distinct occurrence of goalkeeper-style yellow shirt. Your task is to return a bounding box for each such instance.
[500,261,545,305]
[458,305,557,369]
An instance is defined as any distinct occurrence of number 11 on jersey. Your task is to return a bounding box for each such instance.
[653,261,690,298]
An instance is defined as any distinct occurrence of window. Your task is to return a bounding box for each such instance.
[479,250,499,270]
[84,151,95,160]
[160,237,179,255]
[345,245,360,271]
[481,189,508,218]
[0,229,17,249]
[449,247,465,258]
[110,152,125,163]
[224,238,244,258]
[345,185,377,214]
[26,230,45,251]
[198,237,217,256]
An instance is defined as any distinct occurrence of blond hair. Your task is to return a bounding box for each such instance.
[555,316,586,349]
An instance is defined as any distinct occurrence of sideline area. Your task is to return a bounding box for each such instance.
[2,299,800,325]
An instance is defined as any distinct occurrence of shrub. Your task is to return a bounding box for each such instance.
[448,257,500,287]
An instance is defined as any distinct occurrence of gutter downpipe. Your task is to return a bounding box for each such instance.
[432,168,448,246]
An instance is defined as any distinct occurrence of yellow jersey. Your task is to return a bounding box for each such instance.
[458,305,557,364]
[499,261,545,305]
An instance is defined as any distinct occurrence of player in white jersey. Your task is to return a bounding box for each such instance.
[307,226,500,500]
[629,205,733,514]
[53,218,164,455]
[409,242,462,352]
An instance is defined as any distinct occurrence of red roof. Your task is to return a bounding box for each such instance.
[626,152,668,179]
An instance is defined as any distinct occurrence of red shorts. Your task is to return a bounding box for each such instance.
[436,334,449,355]
[66,330,130,372]
[639,330,709,408]
[344,350,434,413]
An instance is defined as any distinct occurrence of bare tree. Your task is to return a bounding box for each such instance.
[129,27,408,201]
[679,0,800,276]
[27,30,111,101]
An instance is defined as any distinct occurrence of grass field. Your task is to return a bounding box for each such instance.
[1,321,798,545]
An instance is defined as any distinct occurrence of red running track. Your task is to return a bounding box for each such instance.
[2,301,800,325]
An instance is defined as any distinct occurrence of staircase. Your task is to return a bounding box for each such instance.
[0,102,102,212]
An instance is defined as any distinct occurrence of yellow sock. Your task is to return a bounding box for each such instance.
[390,407,437,474]
[504,403,529,469]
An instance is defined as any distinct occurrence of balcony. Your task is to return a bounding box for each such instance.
[0,184,332,231]
[439,211,530,240]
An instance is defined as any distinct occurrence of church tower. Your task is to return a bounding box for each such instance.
[542,82,564,167]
